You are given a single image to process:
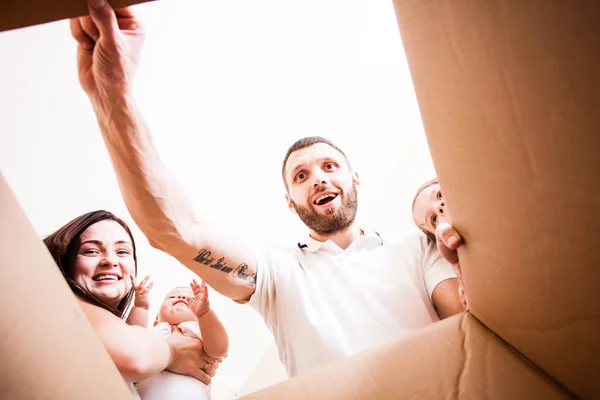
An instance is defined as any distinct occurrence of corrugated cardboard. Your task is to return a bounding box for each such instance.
[0,0,153,33]
[393,1,600,398]
[0,173,132,400]
[241,313,570,399]
[1,0,598,399]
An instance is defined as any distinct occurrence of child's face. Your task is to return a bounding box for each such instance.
[413,183,446,236]
[157,287,197,325]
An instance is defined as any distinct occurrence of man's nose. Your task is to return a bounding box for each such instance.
[311,169,328,187]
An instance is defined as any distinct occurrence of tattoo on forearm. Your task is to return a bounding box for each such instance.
[193,249,257,287]
[194,249,233,273]
[233,263,257,287]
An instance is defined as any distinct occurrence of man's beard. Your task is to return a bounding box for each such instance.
[292,185,358,235]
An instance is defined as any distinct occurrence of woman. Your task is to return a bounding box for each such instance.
[44,210,218,398]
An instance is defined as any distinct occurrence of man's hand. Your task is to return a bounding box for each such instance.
[131,275,154,310]
[166,330,220,384]
[70,0,144,101]
[190,279,210,318]
[436,222,468,309]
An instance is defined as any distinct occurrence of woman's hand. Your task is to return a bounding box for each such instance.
[166,329,220,384]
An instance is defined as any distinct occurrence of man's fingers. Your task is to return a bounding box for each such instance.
[116,8,143,33]
[115,6,138,19]
[69,18,94,50]
[80,16,100,42]
[87,0,120,38]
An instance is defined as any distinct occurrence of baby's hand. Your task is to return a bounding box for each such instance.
[190,279,210,318]
[131,275,154,309]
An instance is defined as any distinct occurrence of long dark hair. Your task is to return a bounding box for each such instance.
[43,210,138,318]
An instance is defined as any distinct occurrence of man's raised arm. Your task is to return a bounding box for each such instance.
[70,0,257,302]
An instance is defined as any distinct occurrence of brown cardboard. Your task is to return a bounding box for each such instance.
[1,1,598,399]
[393,1,600,398]
[0,173,132,399]
[0,0,153,33]
[241,313,570,399]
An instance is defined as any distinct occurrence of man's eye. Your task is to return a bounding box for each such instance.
[325,163,335,170]
[296,173,306,182]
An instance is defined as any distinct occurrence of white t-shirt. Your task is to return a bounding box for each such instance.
[135,321,211,400]
[249,230,456,377]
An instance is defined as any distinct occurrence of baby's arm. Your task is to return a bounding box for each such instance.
[190,279,230,358]
[126,275,154,327]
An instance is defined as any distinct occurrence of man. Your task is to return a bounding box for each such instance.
[70,0,465,377]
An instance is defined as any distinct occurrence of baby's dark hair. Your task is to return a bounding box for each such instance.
[411,177,439,244]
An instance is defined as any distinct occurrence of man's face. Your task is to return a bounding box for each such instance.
[284,143,359,235]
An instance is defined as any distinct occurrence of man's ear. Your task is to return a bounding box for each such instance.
[353,171,361,191]
[285,193,297,214]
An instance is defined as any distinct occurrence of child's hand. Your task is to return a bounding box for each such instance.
[190,279,210,317]
[131,275,154,309]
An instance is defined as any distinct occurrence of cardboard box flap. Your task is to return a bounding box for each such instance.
[392,1,600,398]
[0,173,132,400]
[241,313,571,399]
[0,0,153,33]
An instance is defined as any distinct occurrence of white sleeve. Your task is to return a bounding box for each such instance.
[247,243,278,331]
[420,235,457,299]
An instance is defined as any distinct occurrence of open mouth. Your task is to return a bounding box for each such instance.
[92,274,121,282]
[313,193,338,206]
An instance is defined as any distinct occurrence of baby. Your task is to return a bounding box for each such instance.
[412,178,468,309]
[134,279,229,400]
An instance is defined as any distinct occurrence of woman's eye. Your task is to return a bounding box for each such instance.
[117,250,131,255]
[437,190,443,200]
[84,249,99,255]
[431,214,438,227]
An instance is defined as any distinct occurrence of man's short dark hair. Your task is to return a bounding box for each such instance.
[281,136,350,190]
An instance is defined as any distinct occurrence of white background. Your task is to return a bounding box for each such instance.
[0,0,438,397]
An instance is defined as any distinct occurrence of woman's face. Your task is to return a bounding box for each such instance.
[413,183,446,236]
[72,220,135,308]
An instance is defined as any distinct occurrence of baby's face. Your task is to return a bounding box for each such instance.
[413,183,446,236]
[157,287,196,325]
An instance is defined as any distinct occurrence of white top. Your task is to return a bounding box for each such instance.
[249,230,455,377]
[135,321,211,400]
